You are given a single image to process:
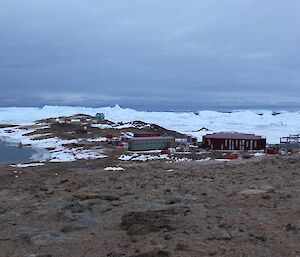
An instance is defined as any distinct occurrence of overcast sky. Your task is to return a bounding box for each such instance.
[1,0,300,110]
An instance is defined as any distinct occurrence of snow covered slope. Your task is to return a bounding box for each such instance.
[0,105,299,143]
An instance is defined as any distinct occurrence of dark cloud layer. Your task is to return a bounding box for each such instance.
[1,0,300,110]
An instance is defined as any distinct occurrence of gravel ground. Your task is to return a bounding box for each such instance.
[0,153,300,257]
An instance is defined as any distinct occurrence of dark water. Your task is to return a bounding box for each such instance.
[0,142,41,164]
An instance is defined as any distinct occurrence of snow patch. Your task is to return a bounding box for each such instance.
[10,163,45,168]
[87,137,107,142]
[119,153,212,163]
[104,167,124,171]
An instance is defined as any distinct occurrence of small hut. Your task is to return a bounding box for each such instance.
[95,113,105,122]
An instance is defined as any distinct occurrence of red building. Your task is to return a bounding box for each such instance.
[203,132,266,151]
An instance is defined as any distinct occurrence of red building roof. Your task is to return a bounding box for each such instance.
[204,132,264,140]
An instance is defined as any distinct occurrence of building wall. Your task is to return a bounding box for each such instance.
[129,139,176,151]
[134,133,161,137]
[203,137,266,151]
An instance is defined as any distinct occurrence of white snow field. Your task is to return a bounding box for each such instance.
[0,105,299,144]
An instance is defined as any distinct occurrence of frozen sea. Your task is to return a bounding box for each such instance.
[0,141,40,164]
[0,105,299,144]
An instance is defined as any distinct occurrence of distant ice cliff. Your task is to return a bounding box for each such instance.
[0,105,299,144]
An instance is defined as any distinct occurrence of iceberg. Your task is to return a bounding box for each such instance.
[0,105,299,144]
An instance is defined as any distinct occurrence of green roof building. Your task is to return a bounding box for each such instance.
[128,136,176,151]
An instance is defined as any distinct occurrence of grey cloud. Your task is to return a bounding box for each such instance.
[0,0,300,110]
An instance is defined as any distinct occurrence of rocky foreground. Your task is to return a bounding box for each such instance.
[0,154,300,257]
